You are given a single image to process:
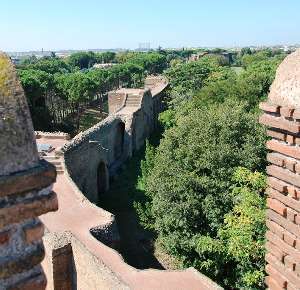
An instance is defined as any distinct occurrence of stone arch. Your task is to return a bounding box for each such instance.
[114,121,125,160]
[97,161,109,195]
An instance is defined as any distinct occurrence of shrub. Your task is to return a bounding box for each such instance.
[135,99,267,289]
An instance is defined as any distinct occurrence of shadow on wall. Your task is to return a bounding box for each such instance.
[114,121,125,160]
[97,161,109,195]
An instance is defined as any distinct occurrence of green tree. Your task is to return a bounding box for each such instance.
[135,100,267,288]
[18,69,54,129]
[164,56,231,95]
[28,58,71,74]
[55,72,96,130]
[68,51,97,69]
[195,167,266,289]
[96,51,116,63]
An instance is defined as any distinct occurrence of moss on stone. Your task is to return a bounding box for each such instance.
[0,52,13,97]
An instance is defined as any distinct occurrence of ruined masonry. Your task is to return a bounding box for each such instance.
[4,49,300,289]
[260,49,300,290]
[0,53,58,289]
[0,53,222,289]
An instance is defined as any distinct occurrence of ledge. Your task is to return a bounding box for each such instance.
[0,159,56,197]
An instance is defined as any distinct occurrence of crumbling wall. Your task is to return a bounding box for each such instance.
[71,235,129,290]
[260,49,300,290]
[63,115,130,203]
[108,91,126,114]
[64,82,167,204]
[0,52,58,289]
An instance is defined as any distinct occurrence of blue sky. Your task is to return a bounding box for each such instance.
[1,0,299,51]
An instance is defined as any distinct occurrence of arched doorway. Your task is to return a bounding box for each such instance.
[97,161,109,195]
[114,122,125,160]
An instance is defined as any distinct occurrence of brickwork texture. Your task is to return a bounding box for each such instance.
[260,49,300,290]
[0,52,58,289]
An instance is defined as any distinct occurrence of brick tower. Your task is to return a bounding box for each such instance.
[0,53,58,289]
[260,49,300,290]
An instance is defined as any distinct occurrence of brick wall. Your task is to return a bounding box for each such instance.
[260,102,300,290]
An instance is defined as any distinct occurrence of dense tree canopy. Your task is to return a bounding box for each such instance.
[18,50,171,133]
[134,49,286,289]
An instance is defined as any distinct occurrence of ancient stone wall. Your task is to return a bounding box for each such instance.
[107,91,126,114]
[63,83,166,204]
[0,53,58,289]
[260,49,300,290]
[71,235,130,290]
[0,54,222,289]
[63,115,131,203]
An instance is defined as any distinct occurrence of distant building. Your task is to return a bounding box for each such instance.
[189,51,234,64]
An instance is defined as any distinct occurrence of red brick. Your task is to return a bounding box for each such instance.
[267,153,284,167]
[266,253,300,287]
[259,102,280,113]
[267,129,286,141]
[267,165,300,189]
[267,139,300,160]
[266,152,299,172]
[0,243,44,279]
[260,114,300,134]
[270,233,300,262]
[284,255,296,271]
[281,107,295,118]
[0,161,56,197]
[0,191,58,228]
[286,134,296,145]
[0,230,10,245]
[268,177,288,194]
[24,222,44,244]
[285,158,296,172]
[287,186,298,200]
[265,276,283,290]
[287,208,298,223]
[268,209,300,240]
[267,198,287,217]
[266,241,285,262]
[267,187,300,214]
[266,231,300,261]
[266,264,287,288]
[284,231,296,247]
[266,219,285,239]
